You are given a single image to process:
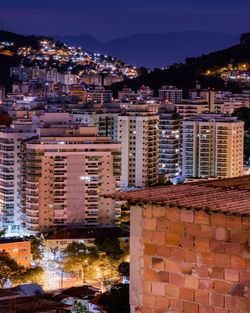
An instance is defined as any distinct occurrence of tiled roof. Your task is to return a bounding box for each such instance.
[105,176,250,215]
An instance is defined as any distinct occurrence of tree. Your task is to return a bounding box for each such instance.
[94,236,125,261]
[0,252,23,288]
[98,284,130,313]
[240,33,250,46]
[74,301,88,313]
[118,262,129,278]
[25,236,43,263]
[62,242,98,284]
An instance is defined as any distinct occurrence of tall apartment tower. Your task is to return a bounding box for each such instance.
[0,125,36,234]
[182,114,244,179]
[21,126,121,235]
[159,85,182,104]
[158,112,182,183]
[118,102,159,188]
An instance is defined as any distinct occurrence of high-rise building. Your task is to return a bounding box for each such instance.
[118,102,159,188]
[0,125,36,234]
[21,126,121,235]
[158,112,182,182]
[182,114,244,179]
[86,86,112,104]
[159,85,182,104]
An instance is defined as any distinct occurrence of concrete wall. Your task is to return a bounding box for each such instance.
[130,203,250,312]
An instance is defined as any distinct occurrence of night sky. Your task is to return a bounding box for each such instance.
[1,0,250,40]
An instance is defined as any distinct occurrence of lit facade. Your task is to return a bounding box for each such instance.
[182,114,244,179]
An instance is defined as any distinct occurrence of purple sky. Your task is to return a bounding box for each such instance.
[0,0,250,40]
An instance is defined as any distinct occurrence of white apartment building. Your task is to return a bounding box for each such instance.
[86,86,112,104]
[118,102,159,188]
[159,85,183,104]
[21,126,121,235]
[0,124,37,234]
[158,113,182,182]
[182,114,244,179]
[175,100,209,120]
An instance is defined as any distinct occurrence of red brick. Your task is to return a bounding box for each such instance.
[171,221,185,234]
[154,309,166,313]
[210,240,225,253]
[195,238,210,252]
[216,227,228,241]
[194,265,209,278]
[143,230,152,243]
[156,246,171,258]
[225,295,241,311]
[143,294,155,307]
[199,279,213,290]
[171,247,185,261]
[185,276,199,289]
[165,233,180,246]
[210,293,225,307]
[242,216,250,231]
[144,217,157,230]
[215,253,230,268]
[183,301,199,313]
[195,290,209,304]
[152,257,164,270]
[226,215,241,229]
[180,288,194,301]
[143,279,152,294]
[143,204,152,217]
[165,284,179,298]
[239,270,250,284]
[144,244,157,255]
[201,252,214,265]
[180,210,194,223]
[242,245,250,258]
[180,263,193,275]
[240,297,250,312]
[195,211,210,225]
[169,299,183,312]
[170,273,185,287]
[140,306,153,313]
[230,229,248,244]
[155,271,169,283]
[166,207,180,221]
[225,242,241,256]
[155,296,169,309]
[199,305,213,313]
[185,250,197,263]
[231,256,247,270]
[164,259,180,273]
[230,282,245,297]
[152,206,166,218]
[214,280,230,294]
[210,267,224,279]
[144,269,156,281]
[180,236,194,249]
[200,225,216,239]
[152,282,165,296]
[186,223,200,237]
[224,269,239,282]
[152,231,165,246]
[144,255,151,268]
[156,220,170,232]
[213,309,228,313]
[211,213,226,227]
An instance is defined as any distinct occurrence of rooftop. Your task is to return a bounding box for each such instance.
[105,176,250,216]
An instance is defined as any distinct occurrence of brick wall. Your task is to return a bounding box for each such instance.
[133,204,250,313]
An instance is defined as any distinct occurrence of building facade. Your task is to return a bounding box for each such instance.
[21,126,121,235]
[182,114,244,179]
[118,103,159,188]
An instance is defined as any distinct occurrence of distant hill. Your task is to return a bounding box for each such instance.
[53,31,239,68]
[110,35,250,96]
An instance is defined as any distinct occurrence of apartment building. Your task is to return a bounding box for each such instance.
[0,125,36,234]
[0,237,31,266]
[86,86,112,104]
[159,85,182,104]
[158,112,182,182]
[182,114,244,179]
[21,126,121,235]
[118,102,159,188]
[175,100,209,120]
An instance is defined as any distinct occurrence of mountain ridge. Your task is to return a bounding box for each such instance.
[53,31,239,68]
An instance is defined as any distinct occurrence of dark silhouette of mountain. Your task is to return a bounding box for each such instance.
[110,34,250,97]
[53,31,239,68]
